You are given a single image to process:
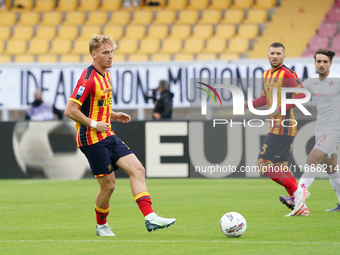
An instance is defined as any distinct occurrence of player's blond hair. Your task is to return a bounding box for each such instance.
[89,35,117,54]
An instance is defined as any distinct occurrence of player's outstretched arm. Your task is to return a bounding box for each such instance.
[111,111,131,124]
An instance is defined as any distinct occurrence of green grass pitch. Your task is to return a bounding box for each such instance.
[0,178,339,254]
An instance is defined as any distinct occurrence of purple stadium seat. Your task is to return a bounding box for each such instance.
[329,34,340,51]
[334,0,340,8]
[301,49,315,57]
[308,36,329,51]
[326,8,340,22]
[318,22,338,37]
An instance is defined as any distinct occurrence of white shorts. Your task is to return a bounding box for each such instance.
[314,130,340,158]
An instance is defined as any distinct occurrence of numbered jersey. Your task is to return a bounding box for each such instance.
[69,65,114,147]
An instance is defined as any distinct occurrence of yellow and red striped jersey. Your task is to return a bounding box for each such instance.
[262,64,303,136]
[69,65,114,147]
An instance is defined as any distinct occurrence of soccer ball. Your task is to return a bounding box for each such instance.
[220,212,247,238]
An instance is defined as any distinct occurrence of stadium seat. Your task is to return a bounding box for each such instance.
[226,37,248,54]
[196,53,217,60]
[144,0,166,8]
[78,0,99,11]
[36,54,58,62]
[187,0,209,10]
[108,11,131,25]
[0,40,4,53]
[153,10,176,25]
[318,22,338,37]
[0,12,16,26]
[130,11,153,25]
[103,25,124,40]
[308,36,329,51]
[56,0,78,11]
[60,55,80,63]
[199,10,222,24]
[86,11,108,25]
[79,26,102,40]
[14,54,35,63]
[129,54,149,62]
[221,10,244,24]
[253,0,275,9]
[176,10,198,24]
[182,38,204,54]
[209,0,231,9]
[40,12,62,26]
[12,25,34,40]
[33,0,55,12]
[238,24,258,39]
[301,49,315,57]
[56,25,79,40]
[112,54,126,62]
[147,25,168,40]
[49,39,72,54]
[0,26,11,40]
[125,25,146,40]
[71,39,90,55]
[0,55,11,63]
[192,25,213,39]
[5,39,27,55]
[160,38,182,54]
[169,25,191,39]
[17,12,40,25]
[138,38,160,54]
[244,9,267,24]
[11,0,33,11]
[115,38,138,54]
[219,53,239,60]
[329,35,340,52]
[334,0,340,7]
[326,8,340,22]
[151,53,171,61]
[63,11,86,26]
[173,53,194,61]
[100,0,121,11]
[35,25,56,40]
[167,0,187,10]
[232,0,253,9]
[27,39,49,54]
[204,38,227,53]
[215,24,236,39]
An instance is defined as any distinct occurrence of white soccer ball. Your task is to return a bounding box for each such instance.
[220,212,247,238]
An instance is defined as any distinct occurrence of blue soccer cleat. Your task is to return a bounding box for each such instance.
[279,195,295,210]
[325,203,340,212]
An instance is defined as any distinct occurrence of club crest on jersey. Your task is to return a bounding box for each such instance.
[329,81,334,87]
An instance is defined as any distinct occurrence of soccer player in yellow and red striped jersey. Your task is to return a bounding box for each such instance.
[65,35,175,236]
[245,42,310,217]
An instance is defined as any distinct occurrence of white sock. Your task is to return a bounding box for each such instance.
[298,165,316,189]
[97,223,108,227]
[328,171,340,203]
[145,212,157,221]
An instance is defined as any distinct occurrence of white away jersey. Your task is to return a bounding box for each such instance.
[303,71,340,130]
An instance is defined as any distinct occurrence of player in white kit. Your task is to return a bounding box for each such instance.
[280,49,340,212]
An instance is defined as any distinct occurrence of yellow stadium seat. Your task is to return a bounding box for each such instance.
[78,0,99,11]
[34,0,55,12]
[144,0,166,8]
[15,54,35,63]
[103,25,124,40]
[227,37,248,54]
[71,39,89,55]
[192,25,213,39]
[196,53,217,61]
[173,53,194,61]
[169,25,191,39]
[82,54,92,62]
[199,10,222,24]
[125,25,146,40]
[116,38,138,54]
[60,55,80,63]
[27,39,49,54]
[138,38,160,54]
[129,54,149,62]
[130,11,153,25]
[86,11,108,25]
[5,39,27,55]
[0,55,11,63]
[56,0,78,11]
[176,10,198,25]
[151,53,171,61]
[17,12,39,25]
[147,25,168,40]
[100,0,121,11]
[187,0,208,10]
[221,9,244,24]
[35,25,56,40]
[215,24,236,39]
[209,0,231,9]
[0,41,4,53]
[40,12,62,26]
[232,0,253,9]
[12,0,33,11]
[182,38,204,54]
[56,25,78,40]
[49,39,72,54]
[167,0,187,10]
[108,11,130,25]
[12,25,33,40]
[238,24,258,39]
[153,10,176,25]
[253,0,275,9]
[160,38,182,54]
[63,11,85,26]
[244,9,267,24]
[79,26,102,40]
[0,12,16,26]
[219,53,239,60]
[204,38,227,53]
[37,54,58,63]
[112,54,126,62]
[0,27,11,40]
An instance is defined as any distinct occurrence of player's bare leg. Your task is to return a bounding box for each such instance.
[324,154,340,212]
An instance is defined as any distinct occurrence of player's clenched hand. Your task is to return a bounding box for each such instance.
[95,121,110,132]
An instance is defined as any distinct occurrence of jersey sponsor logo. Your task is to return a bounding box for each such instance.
[97,97,112,107]
[312,92,333,97]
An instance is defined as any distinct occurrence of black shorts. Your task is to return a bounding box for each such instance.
[79,135,133,177]
[258,133,294,163]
